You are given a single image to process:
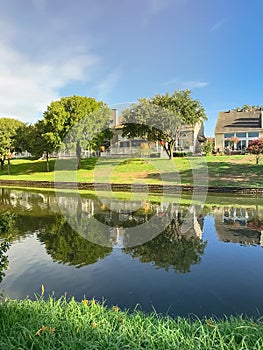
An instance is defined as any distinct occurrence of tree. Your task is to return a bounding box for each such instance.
[0,118,25,172]
[247,138,263,164]
[235,104,262,111]
[14,123,57,172]
[42,96,112,169]
[121,90,207,160]
[201,137,214,155]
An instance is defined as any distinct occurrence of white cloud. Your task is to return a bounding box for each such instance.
[161,79,209,90]
[210,19,226,32]
[161,78,178,86]
[0,40,101,123]
[179,81,209,89]
[94,67,122,102]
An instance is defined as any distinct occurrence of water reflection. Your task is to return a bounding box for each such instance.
[213,206,263,246]
[0,188,207,272]
[124,217,206,273]
[1,188,263,272]
[37,216,112,267]
[2,189,263,317]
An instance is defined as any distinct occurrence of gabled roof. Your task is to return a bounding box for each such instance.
[215,109,263,133]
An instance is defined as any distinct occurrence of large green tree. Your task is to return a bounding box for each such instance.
[41,95,112,169]
[122,90,207,159]
[0,118,25,172]
[14,123,57,172]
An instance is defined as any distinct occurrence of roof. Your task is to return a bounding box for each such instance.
[215,109,263,134]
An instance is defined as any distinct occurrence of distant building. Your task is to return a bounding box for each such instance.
[215,108,263,153]
[103,109,205,157]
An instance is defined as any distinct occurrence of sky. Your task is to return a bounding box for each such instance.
[1,0,263,136]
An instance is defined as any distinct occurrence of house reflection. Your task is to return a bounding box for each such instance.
[213,206,263,246]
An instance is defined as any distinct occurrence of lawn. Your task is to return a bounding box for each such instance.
[0,154,262,188]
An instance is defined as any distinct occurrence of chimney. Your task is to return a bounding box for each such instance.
[111,109,119,127]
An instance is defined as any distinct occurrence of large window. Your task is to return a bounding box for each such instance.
[223,131,260,150]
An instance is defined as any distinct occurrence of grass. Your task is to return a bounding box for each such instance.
[0,154,262,188]
[1,296,263,350]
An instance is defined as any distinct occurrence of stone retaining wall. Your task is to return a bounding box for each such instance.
[0,180,263,196]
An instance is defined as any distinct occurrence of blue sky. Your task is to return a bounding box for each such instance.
[0,0,263,136]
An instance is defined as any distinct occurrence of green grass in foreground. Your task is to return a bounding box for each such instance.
[0,296,263,350]
[1,154,263,187]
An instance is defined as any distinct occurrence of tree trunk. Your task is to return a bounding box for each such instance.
[162,144,170,159]
[46,151,49,172]
[169,142,174,160]
[76,141,81,169]
[0,159,4,170]
[7,158,10,175]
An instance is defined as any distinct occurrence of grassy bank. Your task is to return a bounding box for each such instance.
[0,154,262,187]
[0,296,263,350]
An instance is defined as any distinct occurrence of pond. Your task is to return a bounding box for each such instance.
[0,187,263,318]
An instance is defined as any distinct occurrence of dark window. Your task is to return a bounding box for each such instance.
[224,133,234,138]
[236,132,246,138]
[120,141,130,148]
[131,140,142,147]
[248,132,259,138]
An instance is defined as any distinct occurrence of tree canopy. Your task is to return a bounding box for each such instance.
[234,104,262,111]
[0,118,25,170]
[41,95,112,169]
[121,90,207,159]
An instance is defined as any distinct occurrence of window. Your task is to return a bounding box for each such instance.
[131,140,142,147]
[120,141,130,148]
[236,140,247,150]
[224,140,231,148]
[248,132,259,138]
[224,133,234,138]
[236,132,246,138]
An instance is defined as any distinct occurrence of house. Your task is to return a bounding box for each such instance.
[215,108,263,153]
[103,109,205,157]
[213,206,263,247]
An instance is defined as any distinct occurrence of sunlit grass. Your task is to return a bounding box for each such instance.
[0,155,262,187]
[0,295,263,350]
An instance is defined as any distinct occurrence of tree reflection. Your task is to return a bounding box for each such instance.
[123,218,207,273]
[0,213,16,283]
[37,216,112,267]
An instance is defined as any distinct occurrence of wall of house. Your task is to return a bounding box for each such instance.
[215,134,224,151]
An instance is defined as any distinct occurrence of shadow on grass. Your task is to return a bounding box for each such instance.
[146,161,263,187]
[0,158,100,176]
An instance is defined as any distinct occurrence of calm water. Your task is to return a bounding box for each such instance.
[0,188,263,318]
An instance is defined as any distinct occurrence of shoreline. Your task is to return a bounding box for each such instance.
[0,179,263,195]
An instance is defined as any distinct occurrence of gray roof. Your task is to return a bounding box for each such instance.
[215,109,263,133]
